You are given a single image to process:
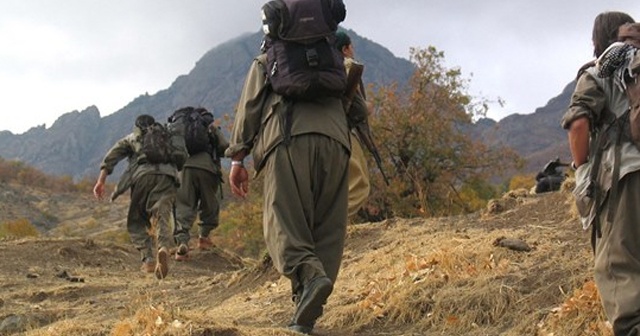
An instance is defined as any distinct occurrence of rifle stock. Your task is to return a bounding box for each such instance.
[343,62,364,113]
[343,61,390,186]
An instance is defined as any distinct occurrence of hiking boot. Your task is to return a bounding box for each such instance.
[175,243,189,261]
[197,236,214,250]
[290,276,333,331]
[155,247,169,279]
[140,258,155,273]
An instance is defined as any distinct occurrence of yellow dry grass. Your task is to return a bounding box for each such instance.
[1,185,611,336]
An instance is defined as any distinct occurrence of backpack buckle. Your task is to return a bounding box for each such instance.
[305,48,318,67]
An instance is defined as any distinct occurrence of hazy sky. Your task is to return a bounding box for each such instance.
[2,0,640,134]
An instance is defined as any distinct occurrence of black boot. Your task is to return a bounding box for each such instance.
[288,276,333,334]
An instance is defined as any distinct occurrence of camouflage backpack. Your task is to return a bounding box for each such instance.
[168,107,214,156]
[139,122,174,164]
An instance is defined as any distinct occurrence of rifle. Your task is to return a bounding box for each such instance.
[342,62,390,185]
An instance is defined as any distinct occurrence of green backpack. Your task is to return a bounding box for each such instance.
[139,121,187,170]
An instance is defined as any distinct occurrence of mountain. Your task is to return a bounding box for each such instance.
[478,82,576,174]
[0,28,575,180]
[0,30,415,179]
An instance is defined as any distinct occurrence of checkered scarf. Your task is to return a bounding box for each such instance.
[596,42,636,91]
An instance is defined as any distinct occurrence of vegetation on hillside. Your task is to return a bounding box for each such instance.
[0,46,526,261]
[0,46,612,336]
[0,157,95,193]
[363,46,522,220]
[0,218,39,239]
[0,157,104,238]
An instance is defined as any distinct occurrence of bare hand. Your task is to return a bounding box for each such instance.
[229,165,249,198]
[93,181,105,200]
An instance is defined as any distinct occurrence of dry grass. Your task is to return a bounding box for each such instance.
[0,185,610,336]
[539,280,612,336]
[0,218,39,239]
[324,224,584,335]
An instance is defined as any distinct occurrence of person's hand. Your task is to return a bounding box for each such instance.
[93,181,105,200]
[229,165,249,198]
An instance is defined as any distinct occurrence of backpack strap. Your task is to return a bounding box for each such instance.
[254,53,287,145]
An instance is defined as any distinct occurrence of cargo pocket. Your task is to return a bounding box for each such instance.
[572,162,597,230]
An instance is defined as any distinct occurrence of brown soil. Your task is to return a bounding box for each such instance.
[0,184,610,336]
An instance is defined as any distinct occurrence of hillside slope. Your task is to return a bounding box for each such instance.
[0,185,609,336]
[477,82,575,174]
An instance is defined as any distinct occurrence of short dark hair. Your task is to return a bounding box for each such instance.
[592,11,635,57]
[335,31,351,51]
[135,114,155,128]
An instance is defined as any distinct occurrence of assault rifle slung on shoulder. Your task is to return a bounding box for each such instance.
[342,62,390,186]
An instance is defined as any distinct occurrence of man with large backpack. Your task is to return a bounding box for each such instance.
[171,107,229,260]
[93,114,187,280]
[563,11,640,335]
[226,0,349,333]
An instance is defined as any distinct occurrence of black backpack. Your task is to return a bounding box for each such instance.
[261,0,347,100]
[139,122,174,164]
[169,107,214,156]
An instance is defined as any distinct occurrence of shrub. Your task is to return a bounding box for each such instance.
[0,218,39,238]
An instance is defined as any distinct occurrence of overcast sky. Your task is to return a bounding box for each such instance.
[2,1,640,134]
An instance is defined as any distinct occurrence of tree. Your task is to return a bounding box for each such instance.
[365,46,521,219]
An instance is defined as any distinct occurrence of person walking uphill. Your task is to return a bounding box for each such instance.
[93,114,186,280]
[226,0,349,333]
[172,107,229,260]
[563,11,640,335]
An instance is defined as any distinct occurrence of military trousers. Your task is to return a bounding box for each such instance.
[174,167,222,244]
[347,130,370,218]
[262,133,349,294]
[595,170,640,336]
[127,174,176,261]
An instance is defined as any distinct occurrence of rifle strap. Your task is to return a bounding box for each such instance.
[588,130,605,253]
[280,99,294,146]
[587,111,614,252]
[605,112,629,224]
[588,109,628,252]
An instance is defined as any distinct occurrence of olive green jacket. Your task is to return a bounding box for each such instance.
[100,127,181,201]
[562,65,640,195]
[225,53,350,172]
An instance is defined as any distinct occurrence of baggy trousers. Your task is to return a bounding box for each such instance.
[128,174,176,261]
[262,134,349,294]
[347,130,370,218]
[595,171,640,336]
[174,167,221,244]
